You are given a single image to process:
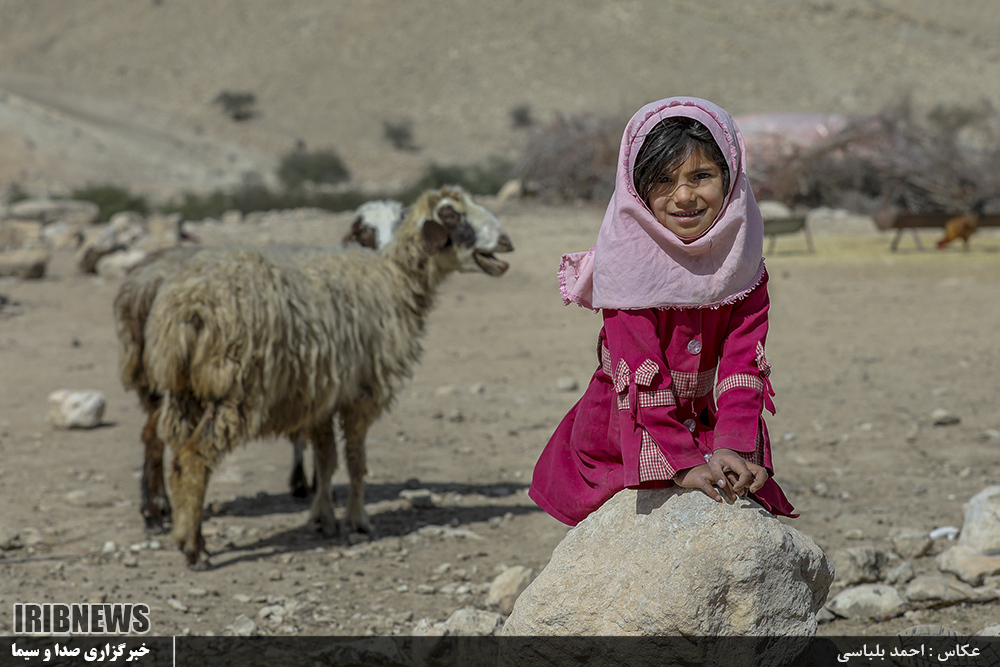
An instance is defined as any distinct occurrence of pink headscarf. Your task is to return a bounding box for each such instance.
[559,97,765,311]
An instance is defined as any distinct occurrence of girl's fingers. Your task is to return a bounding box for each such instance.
[749,467,769,493]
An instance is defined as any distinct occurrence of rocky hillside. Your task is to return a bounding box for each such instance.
[0,0,997,200]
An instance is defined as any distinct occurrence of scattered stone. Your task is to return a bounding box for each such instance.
[399,488,435,509]
[229,614,256,637]
[0,248,50,279]
[7,199,100,227]
[48,389,106,429]
[122,554,139,568]
[486,565,535,615]
[502,488,832,643]
[883,561,915,586]
[931,408,960,426]
[415,584,436,595]
[826,584,906,620]
[816,608,837,624]
[904,574,976,602]
[267,569,283,581]
[440,607,504,636]
[166,599,188,613]
[977,625,1000,636]
[77,211,145,273]
[101,541,117,555]
[469,383,486,395]
[936,545,1000,586]
[958,486,1000,552]
[830,545,884,586]
[890,528,933,559]
[555,377,578,392]
[94,247,148,278]
[187,588,209,598]
[0,526,22,551]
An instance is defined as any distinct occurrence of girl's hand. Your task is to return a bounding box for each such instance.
[674,449,769,502]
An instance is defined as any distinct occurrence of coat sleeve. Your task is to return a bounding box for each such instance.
[602,308,707,475]
[714,273,773,455]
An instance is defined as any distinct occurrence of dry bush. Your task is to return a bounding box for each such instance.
[515,113,624,203]
[750,97,1000,215]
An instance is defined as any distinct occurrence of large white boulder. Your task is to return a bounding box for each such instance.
[501,488,832,666]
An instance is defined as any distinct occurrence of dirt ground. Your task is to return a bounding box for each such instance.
[1,201,1000,638]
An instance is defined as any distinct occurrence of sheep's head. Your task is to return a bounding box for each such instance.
[418,186,514,276]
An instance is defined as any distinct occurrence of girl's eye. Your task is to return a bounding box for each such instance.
[658,176,673,184]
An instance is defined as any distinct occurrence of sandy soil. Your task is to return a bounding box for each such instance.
[2,200,1000,638]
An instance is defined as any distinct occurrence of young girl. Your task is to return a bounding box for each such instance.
[530,97,796,525]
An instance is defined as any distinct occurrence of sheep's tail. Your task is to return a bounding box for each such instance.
[144,294,241,402]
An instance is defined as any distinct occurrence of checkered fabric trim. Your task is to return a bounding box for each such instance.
[715,372,764,398]
[638,428,675,481]
[755,341,771,378]
[736,427,765,466]
[669,368,717,399]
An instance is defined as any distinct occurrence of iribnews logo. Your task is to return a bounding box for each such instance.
[12,604,151,635]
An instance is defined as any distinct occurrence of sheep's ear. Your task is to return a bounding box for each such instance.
[422,218,449,254]
[343,216,378,249]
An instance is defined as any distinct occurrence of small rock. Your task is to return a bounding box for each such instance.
[0,526,22,551]
[230,614,256,637]
[0,248,50,279]
[890,528,933,559]
[830,546,883,586]
[469,383,486,395]
[187,588,209,598]
[415,584,436,595]
[101,541,117,555]
[399,489,435,509]
[48,389,106,429]
[447,408,464,423]
[929,526,960,541]
[555,377,579,392]
[166,599,188,612]
[931,409,960,426]
[486,565,535,615]
[122,554,139,568]
[816,608,837,624]
[977,625,1000,636]
[936,545,1000,586]
[904,574,975,602]
[268,569,283,581]
[440,607,504,636]
[826,584,906,619]
[883,561,915,586]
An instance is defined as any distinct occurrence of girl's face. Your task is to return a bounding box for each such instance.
[646,147,726,239]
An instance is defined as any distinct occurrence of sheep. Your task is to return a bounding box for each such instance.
[141,186,513,568]
[113,200,405,533]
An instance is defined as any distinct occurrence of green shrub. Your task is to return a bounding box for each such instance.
[383,120,418,151]
[398,157,514,202]
[277,149,351,189]
[212,90,257,121]
[5,183,29,205]
[70,184,149,222]
[510,104,535,129]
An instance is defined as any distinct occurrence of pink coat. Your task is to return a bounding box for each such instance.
[530,273,796,526]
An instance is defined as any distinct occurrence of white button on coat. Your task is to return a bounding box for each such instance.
[687,339,702,355]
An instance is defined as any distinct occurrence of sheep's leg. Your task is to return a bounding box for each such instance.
[168,404,225,570]
[289,431,311,498]
[306,418,339,537]
[140,407,172,534]
[342,408,374,534]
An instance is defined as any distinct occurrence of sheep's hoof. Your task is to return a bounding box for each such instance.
[179,534,210,570]
[308,516,339,539]
[289,469,310,499]
[143,516,170,535]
